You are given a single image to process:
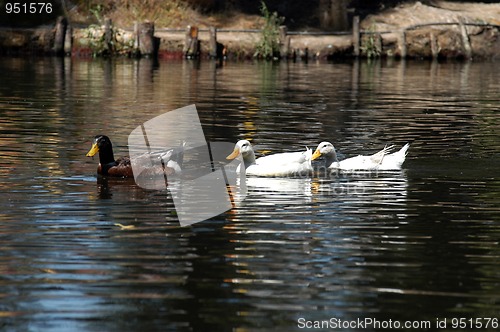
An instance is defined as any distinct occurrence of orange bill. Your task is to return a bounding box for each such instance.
[311,149,322,161]
[226,147,240,160]
[86,143,99,157]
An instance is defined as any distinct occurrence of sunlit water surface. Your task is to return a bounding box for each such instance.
[0,58,499,331]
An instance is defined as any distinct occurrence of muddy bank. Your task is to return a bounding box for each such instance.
[1,2,499,60]
[363,1,500,59]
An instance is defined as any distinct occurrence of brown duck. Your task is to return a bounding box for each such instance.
[86,135,134,177]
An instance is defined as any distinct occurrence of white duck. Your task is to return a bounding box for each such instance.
[226,140,313,177]
[312,141,409,171]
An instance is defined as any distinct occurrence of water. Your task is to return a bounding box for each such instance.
[0,57,499,331]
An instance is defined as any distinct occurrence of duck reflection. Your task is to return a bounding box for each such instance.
[229,176,313,205]
[227,169,408,222]
[313,169,409,220]
[96,176,150,201]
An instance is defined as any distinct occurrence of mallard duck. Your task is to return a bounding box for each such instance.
[86,135,184,178]
[156,141,185,175]
[312,142,409,171]
[86,135,134,177]
[226,139,313,177]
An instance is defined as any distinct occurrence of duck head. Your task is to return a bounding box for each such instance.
[86,135,115,165]
[312,141,339,166]
[226,139,256,168]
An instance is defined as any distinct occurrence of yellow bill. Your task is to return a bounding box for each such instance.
[86,143,99,157]
[226,147,240,160]
[311,149,322,161]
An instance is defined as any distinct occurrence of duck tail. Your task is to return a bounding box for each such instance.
[387,143,410,158]
[391,143,410,167]
[398,143,410,157]
[304,146,313,159]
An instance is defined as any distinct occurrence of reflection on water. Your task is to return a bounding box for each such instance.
[0,57,499,330]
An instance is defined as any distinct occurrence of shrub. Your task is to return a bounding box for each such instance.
[254,1,284,60]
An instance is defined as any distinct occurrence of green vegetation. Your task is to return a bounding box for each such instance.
[82,4,134,57]
[254,1,284,60]
[361,24,381,58]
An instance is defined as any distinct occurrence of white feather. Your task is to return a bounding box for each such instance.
[228,140,313,177]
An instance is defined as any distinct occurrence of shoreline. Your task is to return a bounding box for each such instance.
[1,2,499,60]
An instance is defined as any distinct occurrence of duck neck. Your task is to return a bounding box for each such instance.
[243,150,256,169]
[98,145,116,165]
[325,148,339,167]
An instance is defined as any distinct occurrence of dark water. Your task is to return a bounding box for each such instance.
[0,57,499,331]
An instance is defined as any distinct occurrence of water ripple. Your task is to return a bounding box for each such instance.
[0,58,499,330]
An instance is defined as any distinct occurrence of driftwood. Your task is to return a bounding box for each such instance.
[53,16,67,56]
[138,22,155,56]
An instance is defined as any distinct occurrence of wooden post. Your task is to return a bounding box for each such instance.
[352,16,360,57]
[139,21,155,57]
[459,20,472,59]
[302,47,309,61]
[183,25,191,55]
[64,25,72,55]
[104,17,113,54]
[375,33,382,56]
[54,16,67,56]
[209,26,217,58]
[133,22,140,57]
[191,26,199,57]
[279,25,289,59]
[430,32,439,59]
[184,26,199,58]
[398,30,407,59]
[285,36,291,59]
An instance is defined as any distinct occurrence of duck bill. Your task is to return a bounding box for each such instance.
[311,149,322,161]
[86,143,99,157]
[226,147,240,160]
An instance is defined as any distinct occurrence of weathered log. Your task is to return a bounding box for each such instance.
[398,30,407,58]
[139,21,155,57]
[64,25,72,55]
[459,20,472,59]
[430,32,439,59]
[104,18,113,54]
[352,16,360,57]
[209,26,217,58]
[375,33,382,55]
[279,25,290,59]
[184,26,199,58]
[54,16,67,56]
